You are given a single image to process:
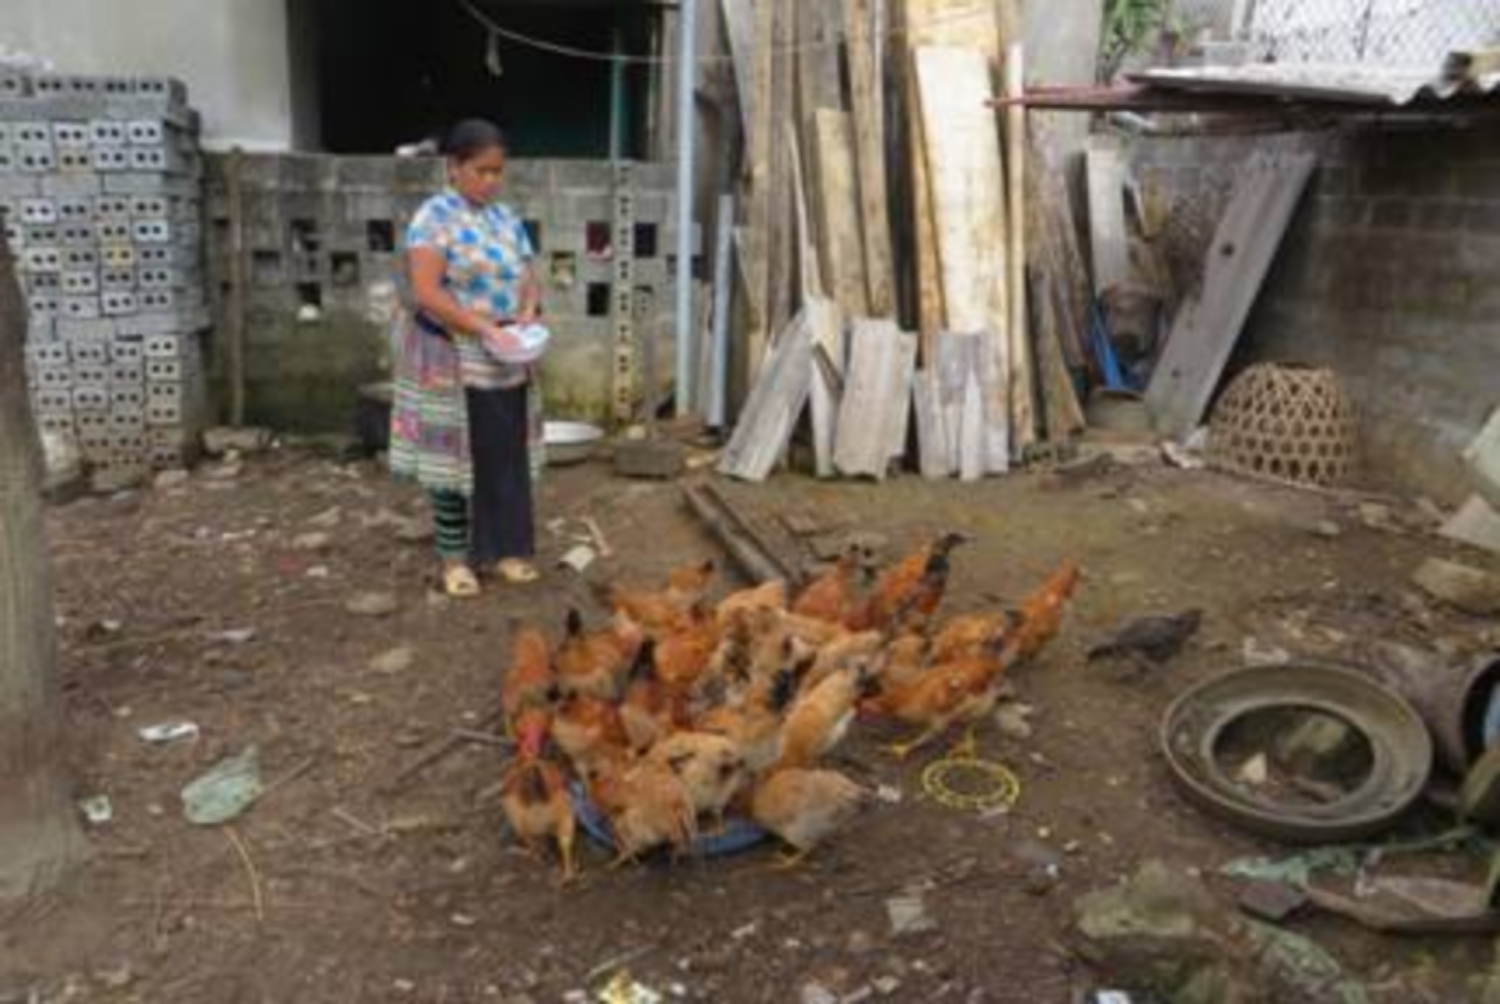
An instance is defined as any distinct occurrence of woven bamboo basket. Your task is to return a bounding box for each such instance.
[1207,364,1357,489]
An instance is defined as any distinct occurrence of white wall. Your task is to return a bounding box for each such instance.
[2,0,295,150]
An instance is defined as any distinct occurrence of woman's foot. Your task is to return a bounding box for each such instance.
[442,561,482,598]
[496,559,540,584]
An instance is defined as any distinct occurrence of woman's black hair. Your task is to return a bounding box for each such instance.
[441,119,508,163]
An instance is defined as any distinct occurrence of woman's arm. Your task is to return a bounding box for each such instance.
[408,247,506,339]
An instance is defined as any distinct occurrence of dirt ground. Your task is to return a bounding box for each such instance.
[3,444,1498,1003]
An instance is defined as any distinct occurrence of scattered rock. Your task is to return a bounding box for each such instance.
[1074,861,1369,1004]
[205,462,243,482]
[346,591,399,618]
[93,963,135,990]
[872,976,902,997]
[450,913,477,928]
[799,983,838,1004]
[1236,753,1269,786]
[204,426,272,456]
[154,469,191,491]
[91,466,147,495]
[1242,637,1292,667]
[308,507,343,530]
[208,628,257,645]
[994,702,1035,741]
[293,531,333,552]
[394,518,434,544]
[1310,520,1342,539]
[886,893,937,937]
[370,646,416,674]
[1413,557,1500,615]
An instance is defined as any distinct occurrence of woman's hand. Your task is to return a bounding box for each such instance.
[480,322,524,357]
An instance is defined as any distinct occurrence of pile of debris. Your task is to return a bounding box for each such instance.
[492,536,1080,879]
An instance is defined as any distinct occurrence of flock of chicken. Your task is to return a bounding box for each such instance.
[497,533,1081,881]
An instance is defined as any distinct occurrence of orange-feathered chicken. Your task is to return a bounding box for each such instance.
[714,580,788,629]
[792,549,866,624]
[647,731,749,829]
[654,603,721,697]
[620,640,683,753]
[556,608,643,700]
[697,666,799,773]
[846,532,970,633]
[589,756,698,865]
[751,768,870,865]
[864,637,1013,759]
[551,691,629,778]
[499,757,577,881]
[929,610,1022,665]
[502,624,557,758]
[804,630,884,689]
[875,633,931,691]
[776,664,869,769]
[1011,559,1082,661]
[594,559,716,635]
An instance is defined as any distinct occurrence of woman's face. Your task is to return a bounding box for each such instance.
[451,146,506,205]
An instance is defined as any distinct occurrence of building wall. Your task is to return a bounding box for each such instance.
[2,0,295,150]
[202,154,687,432]
[1131,124,1500,499]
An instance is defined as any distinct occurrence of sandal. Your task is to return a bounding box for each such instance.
[442,564,482,598]
[496,559,540,585]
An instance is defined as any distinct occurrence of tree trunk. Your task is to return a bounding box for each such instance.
[0,242,83,905]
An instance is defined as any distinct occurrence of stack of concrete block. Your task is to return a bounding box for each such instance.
[1,68,209,479]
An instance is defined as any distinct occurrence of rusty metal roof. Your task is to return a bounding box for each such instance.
[1133,61,1500,107]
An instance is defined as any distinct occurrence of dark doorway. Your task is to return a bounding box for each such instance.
[297,0,658,158]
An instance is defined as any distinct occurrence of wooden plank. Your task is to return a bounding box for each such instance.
[1086,139,1131,297]
[1146,154,1318,440]
[915,46,1010,474]
[1029,268,1087,441]
[765,0,798,341]
[834,319,913,480]
[811,110,869,317]
[806,296,845,478]
[1003,43,1035,453]
[719,308,814,482]
[720,0,755,143]
[886,330,918,463]
[913,370,950,479]
[958,369,986,482]
[843,0,895,316]
[742,0,776,374]
[933,331,974,467]
[1029,125,1093,372]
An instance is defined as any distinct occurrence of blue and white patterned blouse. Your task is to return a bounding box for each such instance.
[406,189,537,389]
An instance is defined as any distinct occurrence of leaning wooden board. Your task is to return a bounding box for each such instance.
[1145,154,1318,441]
[834,319,917,480]
[914,46,1010,473]
[719,308,814,482]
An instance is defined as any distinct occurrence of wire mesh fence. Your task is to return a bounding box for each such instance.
[1175,0,1500,67]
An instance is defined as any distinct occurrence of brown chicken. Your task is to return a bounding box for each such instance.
[776,665,869,769]
[594,559,715,635]
[714,580,788,629]
[502,624,557,758]
[556,608,643,700]
[697,666,799,773]
[792,549,866,624]
[499,757,577,881]
[589,756,698,865]
[846,532,970,633]
[1011,559,1082,662]
[929,610,1022,665]
[864,634,1014,759]
[751,768,870,865]
[654,603,722,697]
[804,630,884,689]
[619,640,685,753]
[647,731,749,830]
[875,633,931,691]
[551,691,629,778]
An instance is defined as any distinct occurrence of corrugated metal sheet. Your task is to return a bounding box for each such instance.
[1134,61,1500,106]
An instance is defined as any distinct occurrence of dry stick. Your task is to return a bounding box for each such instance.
[223,826,265,922]
[382,708,506,795]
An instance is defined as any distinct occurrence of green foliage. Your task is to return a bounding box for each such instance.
[1102,0,1175,76]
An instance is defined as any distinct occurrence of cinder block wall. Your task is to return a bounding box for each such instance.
[203,154,686,432]
[1130,124,1500,499]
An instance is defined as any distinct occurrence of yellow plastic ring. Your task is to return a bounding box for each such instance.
[921,756,1022,813]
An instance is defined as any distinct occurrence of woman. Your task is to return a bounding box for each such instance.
[390,119,543,598]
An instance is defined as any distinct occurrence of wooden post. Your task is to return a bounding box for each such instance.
[844,0,895,316]
[1004,45,1035,452]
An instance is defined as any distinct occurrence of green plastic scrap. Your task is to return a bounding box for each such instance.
[1249,920,1370,1004]
[1222,826,1488,889]
[182,745,264,826]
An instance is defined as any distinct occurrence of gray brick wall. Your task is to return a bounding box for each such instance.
[1131,124,1500,499]
[203,154,690,432]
